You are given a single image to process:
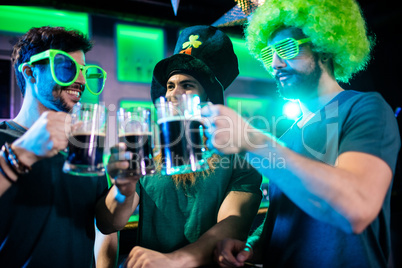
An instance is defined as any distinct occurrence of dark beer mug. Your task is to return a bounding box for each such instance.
[117,107,155,176]
[63,102,107,176]
[155,94,210,175]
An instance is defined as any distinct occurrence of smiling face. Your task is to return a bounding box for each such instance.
[270,27,322,101]
[34,50,86,112]
[165,73,207,101]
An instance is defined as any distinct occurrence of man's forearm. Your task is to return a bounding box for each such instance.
[96,185,139,234]
[244,130,392,233]
[170,215,252,267]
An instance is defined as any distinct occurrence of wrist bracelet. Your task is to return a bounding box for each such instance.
[0,156,16,184]
[1,143,31,175]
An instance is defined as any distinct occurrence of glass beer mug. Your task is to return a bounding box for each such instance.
[63,102,107,176]
[155,94,210,175]
[117,107,156,177]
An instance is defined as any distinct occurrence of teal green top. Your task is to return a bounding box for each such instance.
[136,154,262,253]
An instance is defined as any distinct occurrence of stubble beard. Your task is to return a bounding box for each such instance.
[37,76,72,112]
[276,58,322,101]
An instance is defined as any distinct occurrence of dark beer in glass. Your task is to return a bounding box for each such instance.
[156,94,209,175]
[63,103,107,176]
[117,107,155,176]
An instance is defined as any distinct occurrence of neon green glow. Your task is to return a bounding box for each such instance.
[0,6,89,35]
[261,176,269,209]
[260,38,311,70]
[116,24,164,83]
[227,96,272,120]
[103,154,113,188]
[245,0,372,83]
[119,100,156,119]
[80,89,99,104]
[120,100,153,110]
[21,49,106,95]
[128,214,139,223]
[229,37,272,80]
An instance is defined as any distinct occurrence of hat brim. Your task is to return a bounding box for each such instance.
[151,53,224,105]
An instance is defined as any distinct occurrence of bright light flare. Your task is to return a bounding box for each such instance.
[283,101,301,119]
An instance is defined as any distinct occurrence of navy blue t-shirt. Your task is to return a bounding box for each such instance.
[259,91,400,267]
[0,121,109,268]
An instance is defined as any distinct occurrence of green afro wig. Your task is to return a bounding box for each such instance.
[245,0,374,83]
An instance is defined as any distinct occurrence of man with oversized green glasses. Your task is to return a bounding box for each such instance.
[18,49,107,96]
[0,26,130,268]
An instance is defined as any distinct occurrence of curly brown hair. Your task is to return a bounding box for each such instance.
[12,26,93,96]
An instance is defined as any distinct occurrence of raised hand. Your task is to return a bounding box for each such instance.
[201,105,256,155]
[107,143,141,197]
[12,111,71,166]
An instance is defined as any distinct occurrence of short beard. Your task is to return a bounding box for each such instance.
[36,65,71,112]
[52,87,71,112]
[276,56,322,101]
[38,83,71,112]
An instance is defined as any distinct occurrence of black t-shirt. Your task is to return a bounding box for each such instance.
[0,121,109,268]
[260,91,401,267]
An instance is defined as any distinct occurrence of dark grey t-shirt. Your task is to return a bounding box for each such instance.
[0,121,109,268]
[260,91,400,267]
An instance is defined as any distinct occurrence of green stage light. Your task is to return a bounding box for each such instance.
[229,36,272,80]
[116,24,164,83]
[119,99,153,110]
[0,6,89,35]
[119,99,156,123]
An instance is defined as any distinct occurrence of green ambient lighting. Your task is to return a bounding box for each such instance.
[119,99,156,121]
[0,6,89,35]
[116,24,164,83]
[261,176,269,209]
[80,88,99,104]
[230,36,272,80]
[120,100,153,110]
[227,95,273,130]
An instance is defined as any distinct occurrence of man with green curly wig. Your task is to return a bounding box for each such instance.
[201,0,401,267]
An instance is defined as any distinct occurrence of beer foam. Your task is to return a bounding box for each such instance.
[157,116,201,125]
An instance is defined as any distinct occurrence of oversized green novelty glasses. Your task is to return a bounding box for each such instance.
[18,49,107,95]
[260,37,311,69]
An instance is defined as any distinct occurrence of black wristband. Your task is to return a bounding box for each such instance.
[2,143,31,174]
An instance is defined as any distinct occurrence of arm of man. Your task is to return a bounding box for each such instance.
[250,144,392,233]
[214,207,267,268]
[96,232,118,268]
[96,185,140,234]
[1,111,70,196]
[204,104,397,234]
[124,191,261,268]
[95,143,141,234]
